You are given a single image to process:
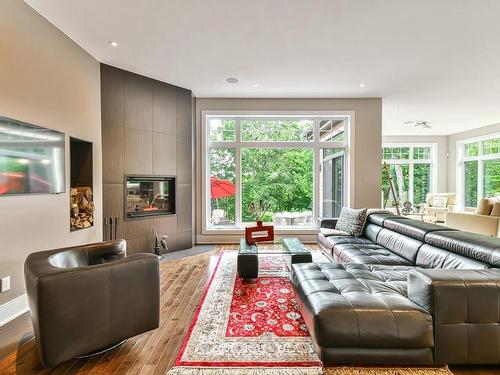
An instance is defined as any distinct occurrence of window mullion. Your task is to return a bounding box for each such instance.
[235,119,242,226]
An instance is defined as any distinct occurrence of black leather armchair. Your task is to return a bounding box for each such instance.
[24,239,160,367]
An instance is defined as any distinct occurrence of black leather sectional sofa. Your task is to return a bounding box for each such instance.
[291,211,500,365]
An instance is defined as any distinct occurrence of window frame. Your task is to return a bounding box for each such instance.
[201,111,355,234]
[457,132,500,208]
[381,143,437,206]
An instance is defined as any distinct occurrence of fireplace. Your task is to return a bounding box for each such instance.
[125,175,175,219]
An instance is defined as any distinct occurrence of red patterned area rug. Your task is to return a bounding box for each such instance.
[167,250,325,374]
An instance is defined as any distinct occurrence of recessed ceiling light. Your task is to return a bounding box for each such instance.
[359,83,366,88]
[109,41,119,48]
[393,107,398,111]
[226,77,239,84]
[252,83,259,87]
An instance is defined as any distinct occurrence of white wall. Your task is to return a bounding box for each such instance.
[195,98,382,243]
[382,135,449,193]
[447,122,500,193]
[0,1,102,308]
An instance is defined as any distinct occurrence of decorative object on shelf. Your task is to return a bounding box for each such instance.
[70,187,95,231]
[402,201,414,215]
[152,226,169,257]
[245,200,274,244]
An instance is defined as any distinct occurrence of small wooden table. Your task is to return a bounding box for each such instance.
[237,237,312,279]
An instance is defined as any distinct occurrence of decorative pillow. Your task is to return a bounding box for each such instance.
[335,207,368,237]
[490,202,500,217]
[320,228,350,237]
[476,198,493,215]
[432,196,448,208]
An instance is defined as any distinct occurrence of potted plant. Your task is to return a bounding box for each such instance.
[248,200,272,225]
[245,200,274,244]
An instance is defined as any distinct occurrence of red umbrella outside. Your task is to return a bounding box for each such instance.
[210,177,235,199]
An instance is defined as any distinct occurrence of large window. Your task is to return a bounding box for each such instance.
[203,114,351,230]
[458,134,500,208]
[381,144,436,208]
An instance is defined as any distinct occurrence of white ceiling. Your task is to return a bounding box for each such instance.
[25,0,500,135]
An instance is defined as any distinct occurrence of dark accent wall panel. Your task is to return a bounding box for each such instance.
[100,64,193,253]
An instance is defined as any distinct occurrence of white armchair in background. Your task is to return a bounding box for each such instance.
[421,193,457,222]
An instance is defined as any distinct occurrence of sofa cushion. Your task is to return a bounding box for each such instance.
[366,212,403,226]
[425,230,500,267]
[333,243,413,266]
[375,228,424,264]
[363,223,383,242]
[416,244,491,269]
[320,228,350,237]
[318,234,374,256]
[383,218,456,242]
[291,262,433,350]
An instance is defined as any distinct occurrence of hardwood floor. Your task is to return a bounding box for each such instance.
[0,249,218,375]
[0,246,498,374]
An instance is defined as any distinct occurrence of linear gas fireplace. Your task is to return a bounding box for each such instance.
[125,175,176,219]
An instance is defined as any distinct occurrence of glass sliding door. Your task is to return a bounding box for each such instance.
[320,148,344,218]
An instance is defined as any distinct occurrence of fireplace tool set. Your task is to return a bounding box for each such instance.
[152,226,169,257]
[104,217,119,240]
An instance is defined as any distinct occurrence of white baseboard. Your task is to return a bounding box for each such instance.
[0,294,29,327]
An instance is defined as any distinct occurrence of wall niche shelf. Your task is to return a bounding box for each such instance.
[69,137,94,231]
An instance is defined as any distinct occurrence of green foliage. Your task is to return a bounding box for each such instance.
[260,212,274,223]
[241,148,313,222]
[483,138,500,155]
[464,160,478,207]
[241,120,313,142]
[413,164,430,205]
[483,159,500,198]
[465,142,479,157]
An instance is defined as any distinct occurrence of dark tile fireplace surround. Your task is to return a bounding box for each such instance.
[101,64,193,254]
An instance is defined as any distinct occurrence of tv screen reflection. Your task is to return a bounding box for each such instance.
[0,116,65,195]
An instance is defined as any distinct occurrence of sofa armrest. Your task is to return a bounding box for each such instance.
[317,217,338,229]
[408,269,500,364]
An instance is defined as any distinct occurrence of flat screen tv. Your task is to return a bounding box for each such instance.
[0,116,65,195]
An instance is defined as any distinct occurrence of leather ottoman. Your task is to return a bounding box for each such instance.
[291,262,434,365]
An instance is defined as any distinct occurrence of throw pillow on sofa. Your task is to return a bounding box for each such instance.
[491,202,500,217]
[476,198,494,215]
[335,207,368,237]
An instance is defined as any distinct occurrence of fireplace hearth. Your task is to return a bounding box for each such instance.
[125,175,175,219]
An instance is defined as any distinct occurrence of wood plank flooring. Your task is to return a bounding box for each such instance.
[0,246,499,374]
